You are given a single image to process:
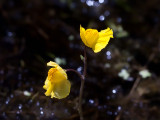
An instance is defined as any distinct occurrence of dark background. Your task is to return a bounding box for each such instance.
[0,0,160,120]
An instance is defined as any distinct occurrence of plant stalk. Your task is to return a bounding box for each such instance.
[78,46,87,120]
[66,46,87,120]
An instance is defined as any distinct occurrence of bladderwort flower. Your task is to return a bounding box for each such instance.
[80,25,113,53]
[43,61,71,99]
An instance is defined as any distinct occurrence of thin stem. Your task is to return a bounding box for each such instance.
[66,69,83,81]
[78,46,87,120]
[83,46,87,79]
[66,46,87,120]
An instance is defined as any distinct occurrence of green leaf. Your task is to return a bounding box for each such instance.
[80,55,84,61]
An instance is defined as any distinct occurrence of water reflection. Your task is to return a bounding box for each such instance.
[16,111,20,114]
[36,101,40,106]
[40,107,43,111]
[106,96,111,100]
[112,89,117,94]
[40,107,44,115]
[28,99,33,104]
[106,51,111,56]
[95,2,100,7]
[5,98,10,105]
[18,104,22,110]
[10,94,14,98]
[107,111,112,115]
[85,0,100,7]
[77,66,83,74]
[30,87,34,92]
[104,10,110,16]
[98,105,106,110]
[99,15,105,21]
[99,0,104,4]
[7,32,14,37]
[86,0,94,6]
[51,112,54,116]
[127,77,134,81]
[114,111,118,115]
[106,51,112,60]
[107,56,111,59]
[89,99,94,104]
[40,111,44,115]
[117,17,122,23]
[117,106,122,111]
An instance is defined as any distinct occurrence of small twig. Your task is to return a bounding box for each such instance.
[128,77,141,98]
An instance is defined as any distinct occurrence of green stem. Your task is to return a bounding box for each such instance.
[78,46,87,120]
[66,46,87,120]
[66,69,83,81]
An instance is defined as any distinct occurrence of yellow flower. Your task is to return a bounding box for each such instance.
[43,61,71,99]
[80,25,113,53]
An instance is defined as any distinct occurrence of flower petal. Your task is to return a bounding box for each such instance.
[57,67,68,80]
[53,79,71,99]
[99,28,113,38]
[80,25,88,47]
[51,91,55,98]
[47,61,58,67]
[93,28,113,53]
[48,68,67,82]
[85,29,99,48]
[45,83,54,96]
[47,61,67,80]
[43,77,51,90]
[80,25,99,48]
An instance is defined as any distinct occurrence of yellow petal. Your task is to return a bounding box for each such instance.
[93,28,113,53]
[43,77,51,90]
[47,61,58,67]
[43,85,47,90]
[57,67,67,80]
[93,37,110,53]
[84,29,99,48]
[99,28,113,38]
[53,79,71,99]
[45,83,54,96]
[48,68,67,82]
[80,25,89,47]
[47,61,67,80]
[51,91,55,98]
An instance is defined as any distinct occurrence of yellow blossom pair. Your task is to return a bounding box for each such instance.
[80,25,113,53]
[43,25,113,99]
[43,61,71,99]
